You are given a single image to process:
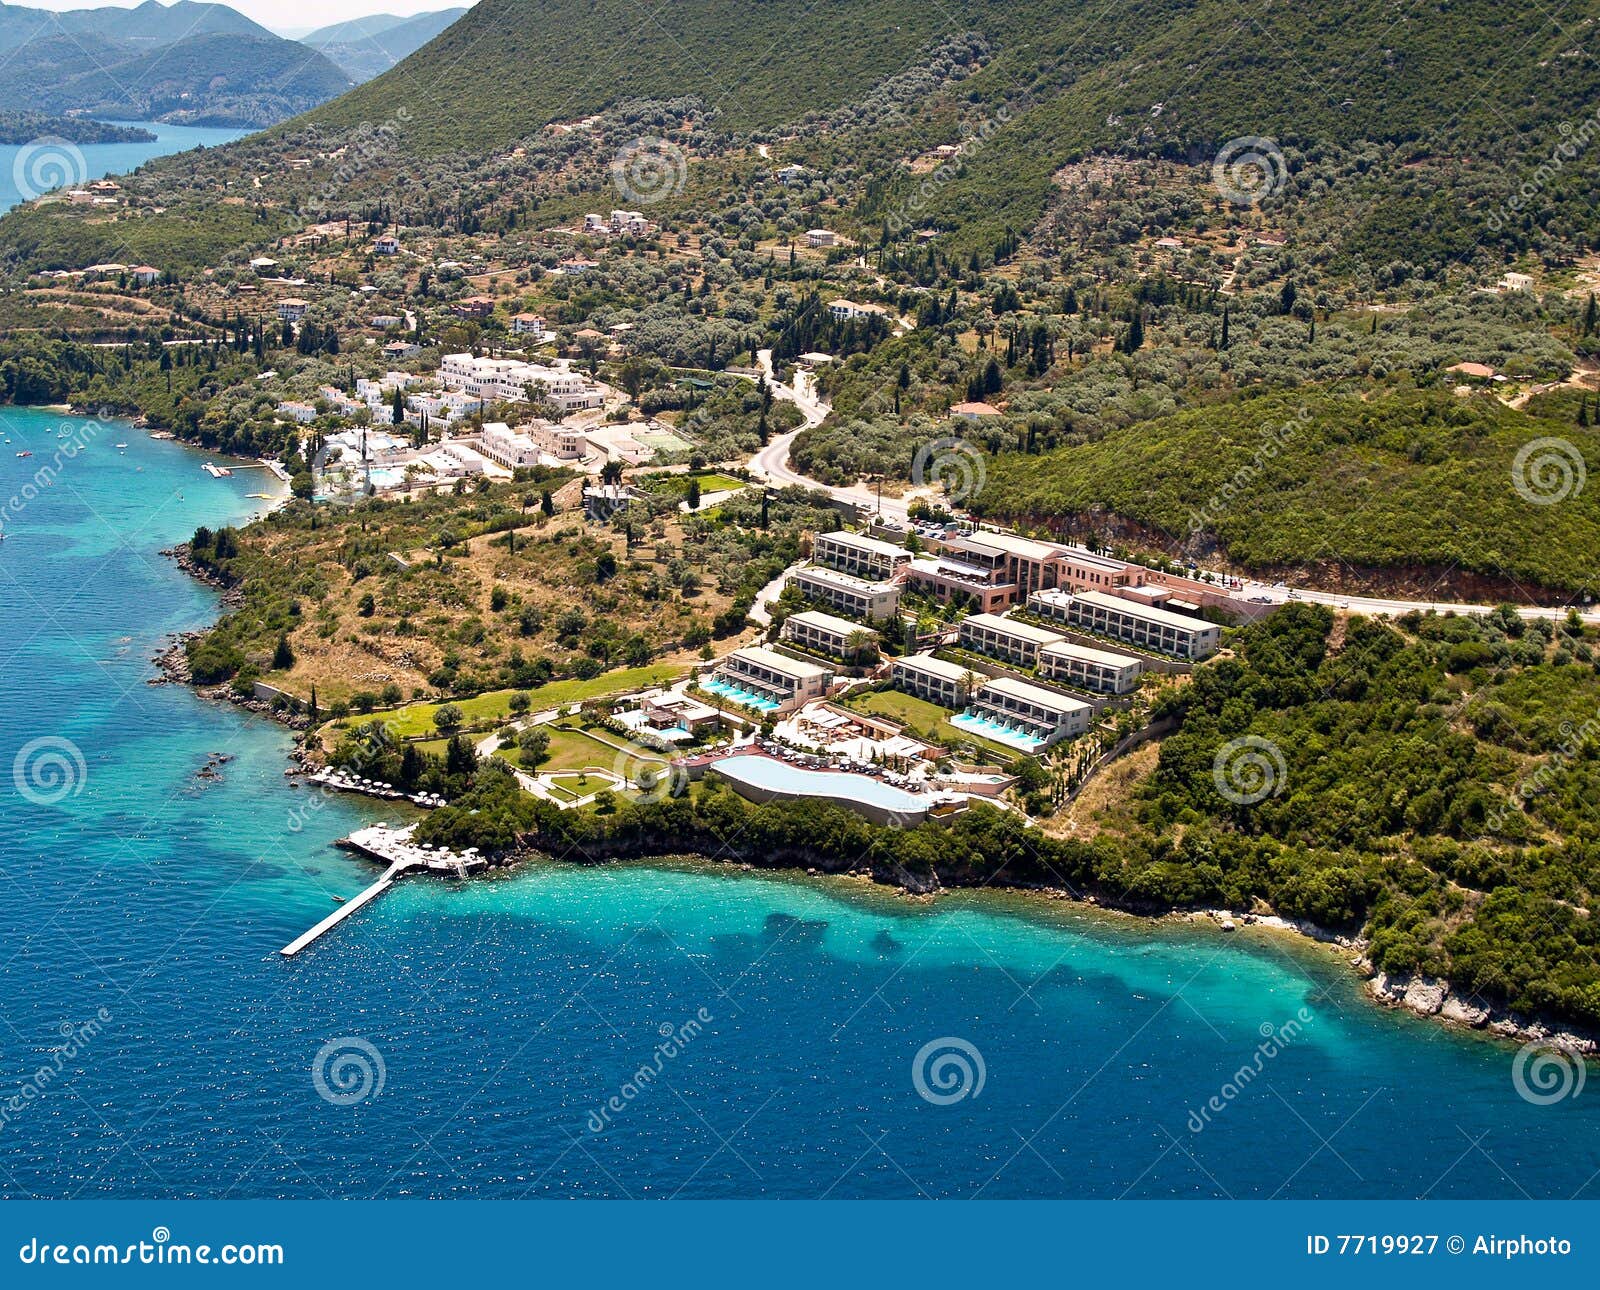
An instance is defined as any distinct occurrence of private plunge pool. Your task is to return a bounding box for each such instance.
[709,754,964,827]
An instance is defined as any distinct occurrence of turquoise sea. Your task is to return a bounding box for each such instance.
[1,404,1599,1199]
[0,122,251,216]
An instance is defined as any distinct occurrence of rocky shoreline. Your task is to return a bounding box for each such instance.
[152,541,1599,1058]
[1176,906,1597,1054]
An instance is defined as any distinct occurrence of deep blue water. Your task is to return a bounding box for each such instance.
[1,404,1599,1200]
[0,122,251,215]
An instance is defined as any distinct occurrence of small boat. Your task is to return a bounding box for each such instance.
[115,443,128,450]
[15,451,31,458]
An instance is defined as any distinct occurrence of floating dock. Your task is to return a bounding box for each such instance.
[278,824,487,957]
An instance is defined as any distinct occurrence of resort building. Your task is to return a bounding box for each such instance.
[812,529,911,581]
[957,677,1092,751]
[1037,641,1143,695]
[634,690,722,739]
[789,565,901,624]
[781,610,879,662]
[1029,589,1221,661]
[1054,547,1137,594]
[940,531,1068,599]
[890,653,979,709]
[512,313,547,337]
[276,400,317,424]
[903,555,1016,614]
[439,354,602,413]
[957,612,1067,667]
[705,646,833,714]
[528,420,586,460]
[805,229,837,247]
[828,299,889,321]
[478,422,542,469]
[276,298,309,322]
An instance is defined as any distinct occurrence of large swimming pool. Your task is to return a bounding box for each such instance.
[713,754,929,817]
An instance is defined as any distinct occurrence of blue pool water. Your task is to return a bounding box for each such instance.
[2,405,1600,1200]
[0,121,252,216]
[951,710,1048,753]
[714,753,927,813]
[700,677,780,712]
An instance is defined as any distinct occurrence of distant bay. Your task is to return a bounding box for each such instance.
[0,121,252,216]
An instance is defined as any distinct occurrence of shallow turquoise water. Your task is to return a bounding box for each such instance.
[0,122,250,216]
[1,404,1598,1199]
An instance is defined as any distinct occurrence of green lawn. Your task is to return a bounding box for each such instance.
[841,689,1017,761]
[529,724,671,781]
[650,471,748,497]
[361,664,688,738]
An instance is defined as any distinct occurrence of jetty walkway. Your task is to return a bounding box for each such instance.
[279,824,486,958]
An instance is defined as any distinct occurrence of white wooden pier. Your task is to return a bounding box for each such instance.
[279,824,487,957]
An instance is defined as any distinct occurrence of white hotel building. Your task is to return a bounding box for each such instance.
[957,612,1067,667]
[812,530,912,582]
[965,677,1092,749]
[1037,641,1142,694]
[789,565,901,624]
[891,653,978,708]
[1029,589,1221,661]
[709,646,833,713]
[439,354,602,413]
[781,610,878,661]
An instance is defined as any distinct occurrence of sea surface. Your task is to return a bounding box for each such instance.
[0,122,252,216]
[1,404,1599,1199]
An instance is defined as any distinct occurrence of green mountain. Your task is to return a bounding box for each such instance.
[261,0,1600,256]
[0,3,351,127]
[0,0,273,49]
[5,0,1600,269]
[302,8,468,82]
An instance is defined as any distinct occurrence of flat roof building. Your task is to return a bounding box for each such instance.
[707,646,833,714]
[812,529,911,581]
[781,610,879,661]
[789,564,901,624]
[962,676,1092,749]
[958,612,1067,666]
[1030,589,1221,661]
[1038,641,1143,694]
[904,555,1015,614]
[890,653,979,708]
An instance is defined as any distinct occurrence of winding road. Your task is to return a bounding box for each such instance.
[742,351,1598,623]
